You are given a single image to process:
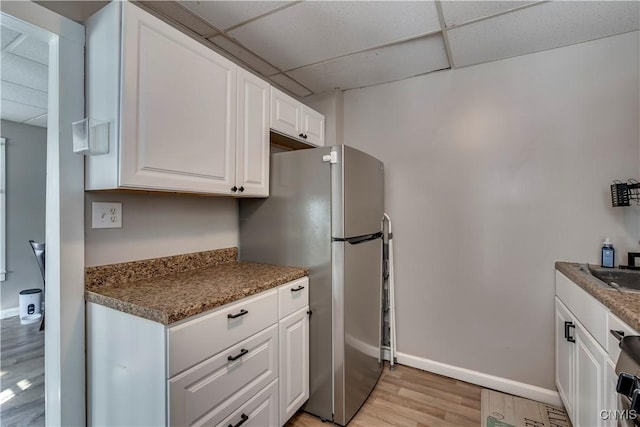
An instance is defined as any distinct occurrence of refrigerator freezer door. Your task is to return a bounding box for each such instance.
[333,237,383,426]
[239,147,334,422]
[332,146,385,239]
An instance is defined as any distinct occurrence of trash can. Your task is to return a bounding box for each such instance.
[19,289,42,325]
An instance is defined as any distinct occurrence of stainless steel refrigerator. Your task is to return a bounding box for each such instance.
[239,145,384,426]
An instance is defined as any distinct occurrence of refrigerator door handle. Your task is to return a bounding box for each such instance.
[333,232,383,245]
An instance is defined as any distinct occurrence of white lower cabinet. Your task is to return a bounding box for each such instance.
[168,325,278,426]
[219,380,279,427]
[574,318,607,427]
[556,296,607,427]
[605,359,619,427]
[279,307,310,425]
[555,270,639,427]
[87,277,309,427]
[554,298,574,420]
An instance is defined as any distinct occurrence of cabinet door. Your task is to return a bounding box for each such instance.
[237,69,269,197]
[575,321,608,427]
[301,106,325,147]
[270,87,301,138]
[120,2,237,194]
[279,307,309,425]
[605,359,619,427]
[555,298,575,419]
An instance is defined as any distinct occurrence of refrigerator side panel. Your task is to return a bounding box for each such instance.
[239,147,334,422]
[341,146,384,238]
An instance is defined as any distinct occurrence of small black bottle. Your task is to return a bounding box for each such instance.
[601,237,615,268]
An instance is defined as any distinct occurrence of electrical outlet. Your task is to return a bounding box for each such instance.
[92,202,122,229]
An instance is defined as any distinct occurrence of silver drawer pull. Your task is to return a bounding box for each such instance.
[291,285,305,292]
[227,309,248,319]
[227,348,249,362]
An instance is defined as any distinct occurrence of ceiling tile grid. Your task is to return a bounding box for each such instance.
[10,36,49,65]
[447,0,640,68]
[4,0,639,123]
[227,1,441,71]
[1,26,21,49]
[1,81,47,109]
[180,1,293,31]
[439,1,539,28]
[23,114,48,127]
[287,34,450,93]
[1,54,48,92]
[1,25,49,127]
[269,73,312,97]
[209,35,280,76]
[0,100,47,125]
[139,1,219,37]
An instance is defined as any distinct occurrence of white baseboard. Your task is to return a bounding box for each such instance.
[396,351,562,407]
[1,306,19,319]
[1,302,45,320]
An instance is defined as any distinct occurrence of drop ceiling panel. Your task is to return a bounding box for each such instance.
[1,81,47,109]
[138,1,219,37]
[0,100,46,124]
[289,35,450,93]
[269,74,311,97]
[440,1,538,28]
[229,1,441,71]
[33,1,109,24]
[1,53,48,91]
[179,1,292,31]
[10,36,49,65]
[209,35,279,76]
[24,113,48,128]
[448,1,640,68]
[1,26,20,49]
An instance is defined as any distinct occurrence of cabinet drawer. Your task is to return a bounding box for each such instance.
[168,289,277,376]
[218,379,278,427]
[556,271,608,347]
[278,277,309,319]
[607,312,638,364]
[168,325,278,427]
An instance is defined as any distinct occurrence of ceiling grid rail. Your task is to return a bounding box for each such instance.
[138,0,314,98]
[434,0,455,69]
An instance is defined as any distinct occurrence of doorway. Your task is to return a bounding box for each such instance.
[0,3,85,426]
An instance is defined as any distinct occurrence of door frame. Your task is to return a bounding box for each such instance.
[0,3,85,425]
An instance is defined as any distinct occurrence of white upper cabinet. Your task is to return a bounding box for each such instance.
[270,87,301,138]
[301,106,325,147]
[270,87,325,147]
[236,68,270,197]
[85,2,269,197]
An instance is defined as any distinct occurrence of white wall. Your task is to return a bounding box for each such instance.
[304,89,344,146]
[85,192,238,266]
[343,32,640,390]
[0,120,47,311]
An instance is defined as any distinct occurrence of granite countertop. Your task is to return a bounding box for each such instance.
[85,248,308,325]
[556,261,640,331]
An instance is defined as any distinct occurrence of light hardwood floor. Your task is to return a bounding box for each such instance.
[286,364,481,427]
[0,316,45,427]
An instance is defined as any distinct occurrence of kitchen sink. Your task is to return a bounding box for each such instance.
[587,265,640,292]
